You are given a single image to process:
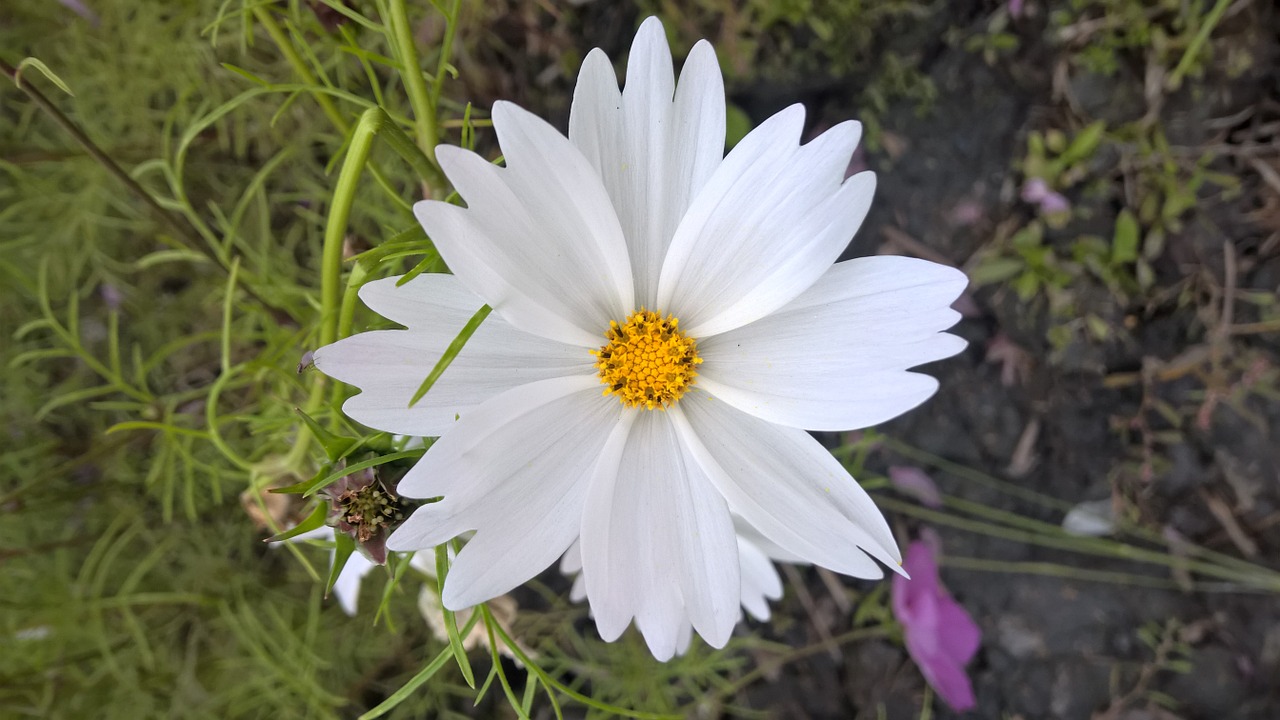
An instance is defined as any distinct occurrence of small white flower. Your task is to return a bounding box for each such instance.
[315,17,966,659]
[278,526,431,616]
[1062,498,1116,537]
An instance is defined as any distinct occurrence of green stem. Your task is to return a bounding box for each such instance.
[388,0,437,158]
[1166,0,1232,90]
[429,0,463,120]
[252,7,349,132]
[288,107,438,467]
[2,57,285,315]
[878,495,1280,591]
[252,6,432,199]
[319,107,436,349]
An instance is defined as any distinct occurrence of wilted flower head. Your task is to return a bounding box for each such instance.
[891,536,981,712]
[319,466,410,565]
[314,17,966,659]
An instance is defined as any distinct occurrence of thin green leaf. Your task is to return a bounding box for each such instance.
[326,531,357,596]
[293,407,358,462]
[435,545,475,688]
[408,305,491,407]
[358,646,455,719]
[14,57,74,95]
[1111,209,1140,264]
[265,502,329,543]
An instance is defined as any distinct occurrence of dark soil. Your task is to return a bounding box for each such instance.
[630,1,1280,718]
[329,3,1280,717]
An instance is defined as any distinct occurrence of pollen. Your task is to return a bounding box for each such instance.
[592,309,702,410]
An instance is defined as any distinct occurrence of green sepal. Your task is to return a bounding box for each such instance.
[265,502,329,543]
[436,544,475,688]
[294,407,358,462]
[326,531,357,597]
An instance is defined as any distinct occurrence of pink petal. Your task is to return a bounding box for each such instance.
[892,539,982,713]
[935,594,982,664]
[889,466,943,508]
[915,645,978,711]
[1037,191,1071,215]
[1019,177,1049,203]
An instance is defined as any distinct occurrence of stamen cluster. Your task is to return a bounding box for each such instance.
[336,483,408,543]
[592,309,702,410]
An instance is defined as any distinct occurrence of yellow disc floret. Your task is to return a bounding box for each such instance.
[592,309,702,410]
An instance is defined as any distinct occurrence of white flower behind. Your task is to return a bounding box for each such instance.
[278,526,431,616]
[314,17,967,660]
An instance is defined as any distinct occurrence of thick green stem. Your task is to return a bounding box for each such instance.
[290,106,438,466]
[319,107,436,349]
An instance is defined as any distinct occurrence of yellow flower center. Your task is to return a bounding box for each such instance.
[592,309,702,410]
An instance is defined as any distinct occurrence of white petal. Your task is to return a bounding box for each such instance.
[560,538,583,575]
[415,102,633,346]
[354,272,479,329]
[697,257,968,430]
[658,107,875,336]
[1063,499,1116,537]
[672,392,902,579]
[408,551,436,577]
[737,535,783,622]
[733,515,806,564]
[386,376,623,609]
[314,275,594,437]
[332,551,377,616]
[570,572,588,604]
[569,18,725,306]
[675,621,694,657]
[581,411,740,657]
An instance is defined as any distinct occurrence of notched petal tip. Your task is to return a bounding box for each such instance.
[431,143,488,183]
[843,168,877,193]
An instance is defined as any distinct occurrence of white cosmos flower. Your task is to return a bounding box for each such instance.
[314,17,966,660]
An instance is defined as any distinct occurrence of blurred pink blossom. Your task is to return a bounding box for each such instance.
[947,199,985,227]
[99,284,122,312]
[1020,177,1070,217]
[892,539,981,712]
[889,466,943,508]
[985,333,1032,388]
[1009,0,1026,18]
[59,0,99,25]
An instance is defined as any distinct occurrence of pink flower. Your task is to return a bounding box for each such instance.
[891,539,981,712]
[1019,178,1071,217]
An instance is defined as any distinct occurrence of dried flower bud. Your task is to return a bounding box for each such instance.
[320,466,411,565]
